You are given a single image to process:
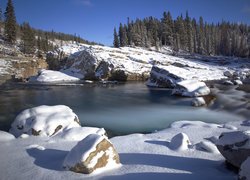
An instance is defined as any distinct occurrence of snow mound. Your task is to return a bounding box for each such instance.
[29,69,80,83]
[239,157,250,180]
[196,140,220,154]
[172,80,210,97]
[0,131,15,142]
[63,134,120,174]
[52,127,106,141]
[9,105,80,137]
[169,133,191,151]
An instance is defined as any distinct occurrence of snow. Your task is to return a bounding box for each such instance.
[9,105,81,137]
[1,119,247,179]
[172,80,210,97]
[169,133,191,151]
[52,127,106,141]
[0,59,12,75]
[29,69,80,83]
[239,157,250,180]
[195,140,220,154]
[0,131,15,141]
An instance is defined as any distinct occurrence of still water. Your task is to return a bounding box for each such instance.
[0,82,248,135]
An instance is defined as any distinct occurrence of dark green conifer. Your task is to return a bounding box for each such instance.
[4,0,17,43]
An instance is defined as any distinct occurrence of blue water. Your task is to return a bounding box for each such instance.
[0,82,246,135]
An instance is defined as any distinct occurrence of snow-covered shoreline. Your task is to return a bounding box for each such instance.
[0,105,249,179]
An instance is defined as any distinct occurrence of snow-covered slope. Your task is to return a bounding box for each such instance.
[0,119,249,180]
[53,43,250,83]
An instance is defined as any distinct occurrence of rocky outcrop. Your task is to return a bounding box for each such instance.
[216,131,250,169]
[0,57,48,84]
[63,134,120,174]
[46,51,68,70]
[146,66,181,88]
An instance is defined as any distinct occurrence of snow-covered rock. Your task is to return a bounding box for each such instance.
[172,80,210,97]
[29,69,80,83]
[63,134,120,174]
[191,97,206,107]
[233,79,243,85]
[169,133,191,151]
[0,131,15,142]
[216,131,250,168]
[239,157,250,180]
[9,105,81,137]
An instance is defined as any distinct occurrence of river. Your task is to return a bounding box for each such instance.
[0,82,249,136]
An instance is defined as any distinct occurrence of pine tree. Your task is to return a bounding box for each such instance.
[113,27,119,48]
[0,7,2,22]
[4,0,17,43]
[20,22,36,54]
[198,17,205,54]
[119,23,128,47]
[185,12,193,53]
[0,7,3,34]
[161,11,173,46]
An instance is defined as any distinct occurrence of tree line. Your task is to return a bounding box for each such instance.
[114,11,250,58]
[0,0,99,55]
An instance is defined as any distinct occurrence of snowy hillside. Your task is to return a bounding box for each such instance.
[47,43,250,83]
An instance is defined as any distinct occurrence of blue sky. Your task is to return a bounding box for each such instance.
[1,0,250,46]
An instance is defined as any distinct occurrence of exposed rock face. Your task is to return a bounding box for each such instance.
[0,57,48,84]
[9,105,81,137]
[239,157,250,180]
[63,134,120,174]
[216,131,250,169]
[147,66,181,88]
[64,50,97,80]
[46,51,68,70]
[172,80,210,97]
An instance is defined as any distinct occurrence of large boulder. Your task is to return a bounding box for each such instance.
[239,157,250,180]
[63,49,98,80]
[9,105,81,137]
[172,80,210,97]
[63,134,120,174]
[146,66,182,88]
[216,131,250,169]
